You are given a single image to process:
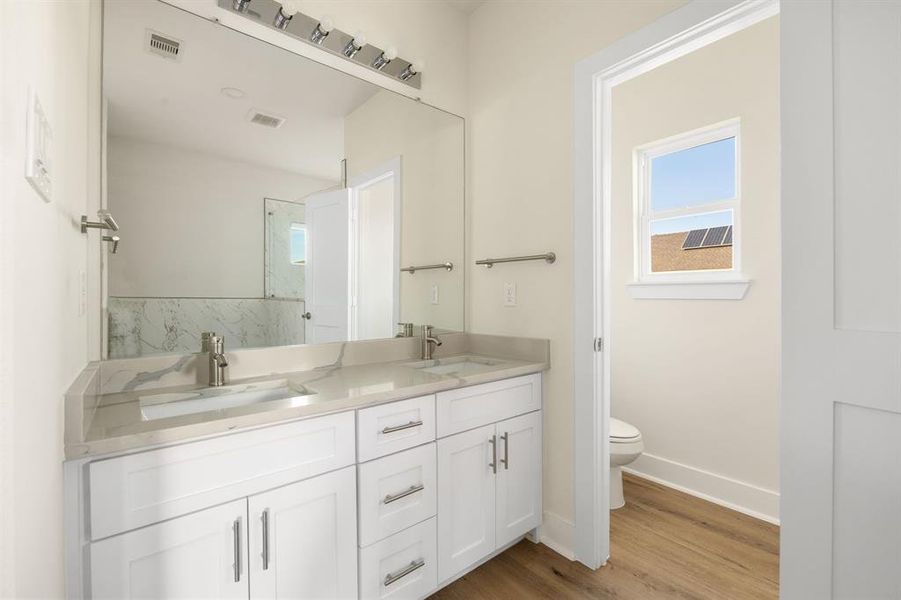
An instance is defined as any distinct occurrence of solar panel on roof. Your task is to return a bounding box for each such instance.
[682,229,707,249]
[723,225,733,245]
[701,226,729,247]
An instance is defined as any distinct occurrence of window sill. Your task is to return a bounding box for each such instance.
[627,278,750,300]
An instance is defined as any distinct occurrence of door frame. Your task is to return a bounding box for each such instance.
[347,157,403,340]
[571,0,779,569]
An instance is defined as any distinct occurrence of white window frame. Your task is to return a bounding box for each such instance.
[633,119,741,284]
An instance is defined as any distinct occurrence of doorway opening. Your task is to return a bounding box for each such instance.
[572,0,781,583]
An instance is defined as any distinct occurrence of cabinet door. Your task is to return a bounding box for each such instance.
[248,466,357,599]
[495,411,542,548]
[90,499,248,600]
[436,424,496,583]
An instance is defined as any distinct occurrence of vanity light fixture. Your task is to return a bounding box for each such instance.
[273,0,299,29]
[309,16,333,45]
[219,0,422,89]
[342,31,367,58]
[371,46,397,71]
[400,59,424,82]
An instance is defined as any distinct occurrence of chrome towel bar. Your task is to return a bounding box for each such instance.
[400,262,453,274]
[476,252,556,268]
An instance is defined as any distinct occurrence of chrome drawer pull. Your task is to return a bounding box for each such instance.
[383,484,425,505]
[261,508,270,571]
[384,559,426,586]
[233,517,242,583]
[488,434,497,474]
[501,431,509,470]
[381,420,423,434]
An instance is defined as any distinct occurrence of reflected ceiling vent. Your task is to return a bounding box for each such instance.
[246,109,286,129]
[145,30,182,61]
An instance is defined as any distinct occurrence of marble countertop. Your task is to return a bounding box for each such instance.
[68,352,547,458]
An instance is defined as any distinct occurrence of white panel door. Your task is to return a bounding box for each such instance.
[90,500,248,600]
[436,424,496,583]
[248,466,357,600]
[495,411,542,548]
[782,1,901,597]
[305,188,350,344]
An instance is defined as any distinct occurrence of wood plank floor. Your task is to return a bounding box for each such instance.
[431,473,779,600]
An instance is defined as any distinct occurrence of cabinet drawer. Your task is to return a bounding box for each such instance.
[436,374,541,438]
[359,517,438,600]
[89,412,355,540]
[357,395,436,462]
[358,443,437,547]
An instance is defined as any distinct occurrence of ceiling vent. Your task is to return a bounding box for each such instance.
[145,30,182,61]
[247,109,286,129]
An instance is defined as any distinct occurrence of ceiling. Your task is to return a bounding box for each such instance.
[104,0,381,181]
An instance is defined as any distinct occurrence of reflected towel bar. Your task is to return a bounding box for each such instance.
[401,262,454,274]
[476,252,556,268]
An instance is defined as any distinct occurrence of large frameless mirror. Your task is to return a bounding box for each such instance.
[101,0,464,359]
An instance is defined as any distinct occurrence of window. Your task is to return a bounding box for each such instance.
[290,223,306,265]
[635,121,741,283]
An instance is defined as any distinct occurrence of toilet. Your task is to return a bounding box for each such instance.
[610,418,644,509]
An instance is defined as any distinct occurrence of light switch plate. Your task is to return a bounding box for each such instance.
[430,284,439,305]
[25,88,52,202]
[503,282,517,307]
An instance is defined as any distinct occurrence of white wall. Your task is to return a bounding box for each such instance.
[0,0,97,595]
[611,17,781,520]
[107,137,335,298]
[345,91,465,331]
[467,0,685,552]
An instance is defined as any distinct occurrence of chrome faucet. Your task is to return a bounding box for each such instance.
[207,335,229,387]
[420,325,442,360]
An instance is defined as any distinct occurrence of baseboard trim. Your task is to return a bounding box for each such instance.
[624,452,780,525]
[538,510,575,559]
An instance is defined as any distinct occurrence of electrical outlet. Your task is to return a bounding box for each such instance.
[503,282,517,307]
[430,284,439,305]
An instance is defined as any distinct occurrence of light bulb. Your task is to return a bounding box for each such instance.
[412,59,425,73]
[384,46,398,61]
[318,15,334,33]
[279,0,301,16]
[352,31,367,48]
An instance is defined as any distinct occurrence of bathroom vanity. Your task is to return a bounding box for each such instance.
[64,334,548,599]
[65,1,544,596]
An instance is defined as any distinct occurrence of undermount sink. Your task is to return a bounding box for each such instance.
[405,355,505,377]
[139,379,314,421]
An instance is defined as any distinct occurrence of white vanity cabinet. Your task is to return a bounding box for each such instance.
[435,374,542,584]
[74,372,543,600]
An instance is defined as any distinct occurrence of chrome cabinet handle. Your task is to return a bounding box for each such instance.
[489,435,497,474]
[301,312,312,320]
[233,517,242,583]
[382,420,423,435]
[384,559,426,586]
[501,432,509,470]
[261,509,270,571]
[383,484,424,505]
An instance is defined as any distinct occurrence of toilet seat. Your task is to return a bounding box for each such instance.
[610,418,641,442]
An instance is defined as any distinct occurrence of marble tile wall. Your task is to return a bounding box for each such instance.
[108,297,306,358]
